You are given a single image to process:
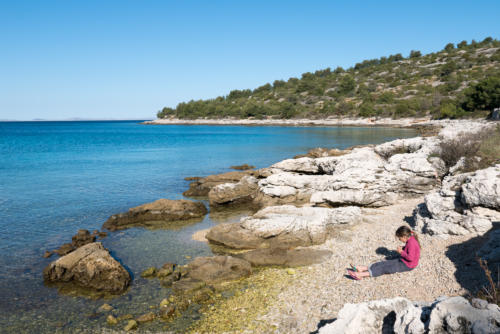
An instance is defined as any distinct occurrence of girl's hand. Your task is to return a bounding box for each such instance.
[397,246,403,254]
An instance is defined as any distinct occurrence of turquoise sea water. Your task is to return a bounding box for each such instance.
[0,121,416,332]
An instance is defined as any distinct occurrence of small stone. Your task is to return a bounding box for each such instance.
[98,231,108,238]
[159,304,176,319]
[157,267,174,278]
[98,303,114,312]
[124,319,138,331]
[168,296,175,303]
[136,312,155,323]
[118,314,134,321]
[159,298,169,308]
[287,268,296,275]
[140,267,157,278]
[185,255,192,259]
[106,315,118,325]
[43,251,53,258]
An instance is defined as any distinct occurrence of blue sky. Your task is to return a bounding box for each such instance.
[1,1,499,120]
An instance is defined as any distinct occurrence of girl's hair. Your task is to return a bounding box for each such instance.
[395,225,421,248]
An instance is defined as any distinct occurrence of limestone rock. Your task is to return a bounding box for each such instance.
[208,176,259,207]
[102,199,207,231]
[43,242,130,294]
[415,165,500,237]
[318,296,500,334]
[206,205,361,249]
[140,267,157,278]
[461,165,500,209]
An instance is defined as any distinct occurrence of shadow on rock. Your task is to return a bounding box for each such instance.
[309,318,337,334]
[445,222,500,294]
[375,247,399,260]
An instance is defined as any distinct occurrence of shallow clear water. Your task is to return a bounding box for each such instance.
[0,121,416,332]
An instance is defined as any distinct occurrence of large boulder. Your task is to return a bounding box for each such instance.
[206,205,362,249]
[415,165,500,236]
[43,242,130,294]
[318,296,500,334]
[102,199,207,231]
[183,170,258,197]
[208,176,259,207]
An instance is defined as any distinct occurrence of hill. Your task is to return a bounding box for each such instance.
[157,37,500,120]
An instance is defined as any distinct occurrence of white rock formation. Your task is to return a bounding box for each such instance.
[416,165,500,236]
[206,205,362,249]
[319,296,500,334]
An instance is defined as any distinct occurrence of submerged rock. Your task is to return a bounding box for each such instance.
[206,205,361,249]
[52,229,96,256]
[185,255,252,283]
[124,319,137,331]
[140,267,157,278]
[230,163,255,170]
[318,296,500,334]
[102,199,207,231]
[43,242,130,294]
[238,248,332,267]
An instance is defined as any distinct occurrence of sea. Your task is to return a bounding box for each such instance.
[0,120,417,333]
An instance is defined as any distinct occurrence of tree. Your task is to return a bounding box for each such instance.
[339,75,356,94]
[439,61,457,77]
[409,50,422,58]
[457,40,468,48]
[444,43,455,51]
[462,76,500,111]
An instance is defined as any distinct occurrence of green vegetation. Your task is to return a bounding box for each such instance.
[158,37,500,120]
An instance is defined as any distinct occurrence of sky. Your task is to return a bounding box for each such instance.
[1,1,499,121]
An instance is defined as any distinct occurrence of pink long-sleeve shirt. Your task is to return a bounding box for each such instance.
[400,235,420,268]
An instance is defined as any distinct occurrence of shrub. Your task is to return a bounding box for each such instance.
[462,76,500,112]
[437,126,500,170]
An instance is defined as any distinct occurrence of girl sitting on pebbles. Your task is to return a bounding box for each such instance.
[348,225,420,280]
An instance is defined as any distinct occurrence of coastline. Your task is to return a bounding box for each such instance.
[142,117,435,128]
[184,118,499,333]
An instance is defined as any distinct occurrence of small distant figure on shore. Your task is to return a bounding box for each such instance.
[348,225,421,280]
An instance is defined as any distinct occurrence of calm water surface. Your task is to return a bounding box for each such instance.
[0,121,416,332]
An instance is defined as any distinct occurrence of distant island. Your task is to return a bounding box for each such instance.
[157,37,500,120]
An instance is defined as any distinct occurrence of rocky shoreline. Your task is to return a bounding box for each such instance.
[41,119,499,333]
[143,116,434,128]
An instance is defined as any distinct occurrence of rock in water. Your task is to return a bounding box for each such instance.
[183,170,257,197]
[185,256,252,283]
[136,312,155,323]
[238,248,332,267]
[102,199,207,231]
[43,242,130,294]
[124,320,137,331]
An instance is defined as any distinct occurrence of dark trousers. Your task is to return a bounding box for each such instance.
[368,258,413,277]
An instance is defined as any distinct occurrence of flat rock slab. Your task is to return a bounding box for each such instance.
[102,198,207,231]
[43,242,130,294]
[186,255,252,283]
[206,205,361,249]
[238,248,332,267]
